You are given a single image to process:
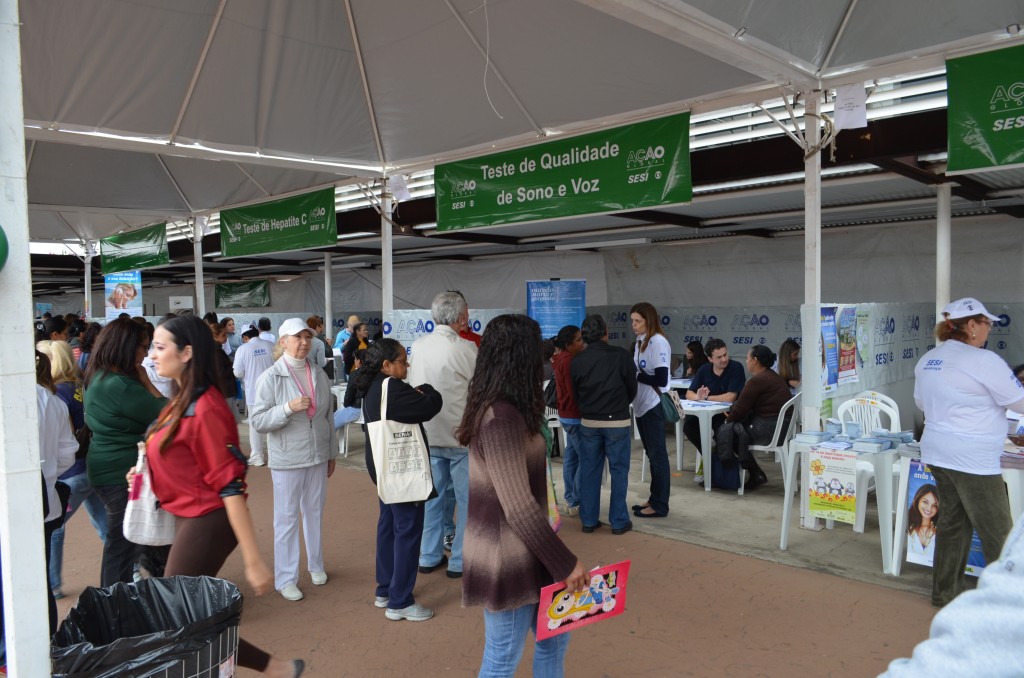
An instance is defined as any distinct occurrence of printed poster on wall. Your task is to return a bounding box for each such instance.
[384,309,520,352]
[837,306,859,385]
[526,280,586,339]
[807,446,857,524]
[904,459,986,575]
[820,306,839,394]
[104,271,142,321]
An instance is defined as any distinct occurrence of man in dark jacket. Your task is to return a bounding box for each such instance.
[570,314,638,535]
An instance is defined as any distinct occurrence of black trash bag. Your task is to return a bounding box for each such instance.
[52,576,242,678]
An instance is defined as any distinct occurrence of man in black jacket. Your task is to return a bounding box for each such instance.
[570,314,638,535]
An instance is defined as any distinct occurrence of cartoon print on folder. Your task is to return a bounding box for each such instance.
[535,560,631,640]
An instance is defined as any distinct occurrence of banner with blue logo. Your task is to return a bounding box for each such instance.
[384,308,520,353]
[526,280,586,339]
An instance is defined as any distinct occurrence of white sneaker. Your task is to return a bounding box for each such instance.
[310,571,328,586]
[249,458,266,467]
[280,584,303,601]
[374,596,389,608]
[385,603,433,622]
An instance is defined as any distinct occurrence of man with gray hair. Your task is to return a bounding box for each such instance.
[409,291,477,579]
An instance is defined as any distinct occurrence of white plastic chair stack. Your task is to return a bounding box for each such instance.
[836,396,901,532]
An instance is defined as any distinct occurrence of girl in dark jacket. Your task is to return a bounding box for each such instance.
[353,339,442,622]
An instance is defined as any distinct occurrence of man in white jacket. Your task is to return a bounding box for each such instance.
[232,328,275,465]
[408,291,477,579]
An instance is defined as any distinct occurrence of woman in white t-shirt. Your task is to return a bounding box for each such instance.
[914,297,1024,608]
[630,302,672,519]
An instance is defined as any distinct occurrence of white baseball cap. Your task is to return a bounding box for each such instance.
[942,297,1000,321]
[278,318,315,338]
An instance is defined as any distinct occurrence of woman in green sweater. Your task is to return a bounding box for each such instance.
[84,318,167,587]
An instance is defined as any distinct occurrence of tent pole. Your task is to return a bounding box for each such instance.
[935,183,951,319]
[84,242,93,318]
[0,0,52,672]
[324,252,333,345]
[801,91,823,437]
[381,179,394,314]
[194,219,206,317]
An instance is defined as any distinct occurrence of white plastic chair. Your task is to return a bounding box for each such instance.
[739,392,801,496]
[836,396,900,532]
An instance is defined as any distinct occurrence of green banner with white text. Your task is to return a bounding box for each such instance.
[947,44,1024,173]
[100,223,169,274]
[220,188,337,257]
[435,112,691,231]
[215,279,271,308]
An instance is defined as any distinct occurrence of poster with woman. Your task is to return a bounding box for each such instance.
[103,270,142,320]
[905,460,986,575]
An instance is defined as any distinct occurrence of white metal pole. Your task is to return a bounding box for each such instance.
[935,183,952,319]
[194,221,206,317]
[0,0,52,673]
[324,251,333,341]
[381,179,394,314]
[801,91,823,435]
[83,242,92,318]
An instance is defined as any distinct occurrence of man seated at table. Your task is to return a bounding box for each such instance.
[685,338,746,481]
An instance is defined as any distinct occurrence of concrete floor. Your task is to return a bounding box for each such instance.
[53,423,941,677]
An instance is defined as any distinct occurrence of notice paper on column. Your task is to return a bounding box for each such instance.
[535,560,630,641]
[837,306,859,385]
[807,446,857,523]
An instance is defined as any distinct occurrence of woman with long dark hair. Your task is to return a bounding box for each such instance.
[77,322,103,372]
[458,314,587,676]
[685,340,709,377]
[630,302,672,518]
[140,315,305,677]
[342,322,369,376]
[353,338,442,622]
[777,338,801,389]
[907,484,940,561]
[84,317,167,586]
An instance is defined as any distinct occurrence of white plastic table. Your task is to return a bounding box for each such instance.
[678,400,732,492]
[783,440,898,574]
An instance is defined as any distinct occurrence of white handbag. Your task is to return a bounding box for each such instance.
[366,377,434,504]
[123,442,177,546]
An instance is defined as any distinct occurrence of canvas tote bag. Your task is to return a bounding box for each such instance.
[367,377,434,504]
[123,442,177,546]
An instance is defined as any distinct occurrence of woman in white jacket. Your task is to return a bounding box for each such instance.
[250,319,336,603]
[36,351,77,634]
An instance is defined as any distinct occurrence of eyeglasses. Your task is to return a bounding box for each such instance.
[978,319,993,327]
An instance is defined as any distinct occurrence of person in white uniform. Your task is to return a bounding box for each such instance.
[913,297,1024,607]
[233,328,276,465]
[250,318,336,602]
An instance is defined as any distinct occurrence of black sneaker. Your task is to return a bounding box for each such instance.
[418,554,448,574]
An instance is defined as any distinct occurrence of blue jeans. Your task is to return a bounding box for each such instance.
[443,483,456,538]
[49,471,108,590]
[577,425,631,530]
[559,419,581,507]
[420,447,469,572]
[635,406,671,515]
[479,603,571,678]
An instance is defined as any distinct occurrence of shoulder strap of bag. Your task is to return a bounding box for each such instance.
[379,376,390,421]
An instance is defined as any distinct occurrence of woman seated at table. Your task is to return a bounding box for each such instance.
[684,340,709,377]
[721,345,792,490]
[777,339,801,390]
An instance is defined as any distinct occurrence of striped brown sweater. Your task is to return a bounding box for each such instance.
[462,401,578,611]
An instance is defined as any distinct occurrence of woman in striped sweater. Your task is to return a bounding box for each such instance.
[457,314,588,678]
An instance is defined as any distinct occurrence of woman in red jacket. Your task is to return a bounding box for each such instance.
[141,314,305,678]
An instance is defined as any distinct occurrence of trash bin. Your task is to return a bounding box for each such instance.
[52,576,242,678]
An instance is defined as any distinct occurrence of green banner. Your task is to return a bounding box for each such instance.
[435,112,691,231]
[215,279,271,308]
[100,223,169,274]
[220,188,337,257]
[947,44,1024,173]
